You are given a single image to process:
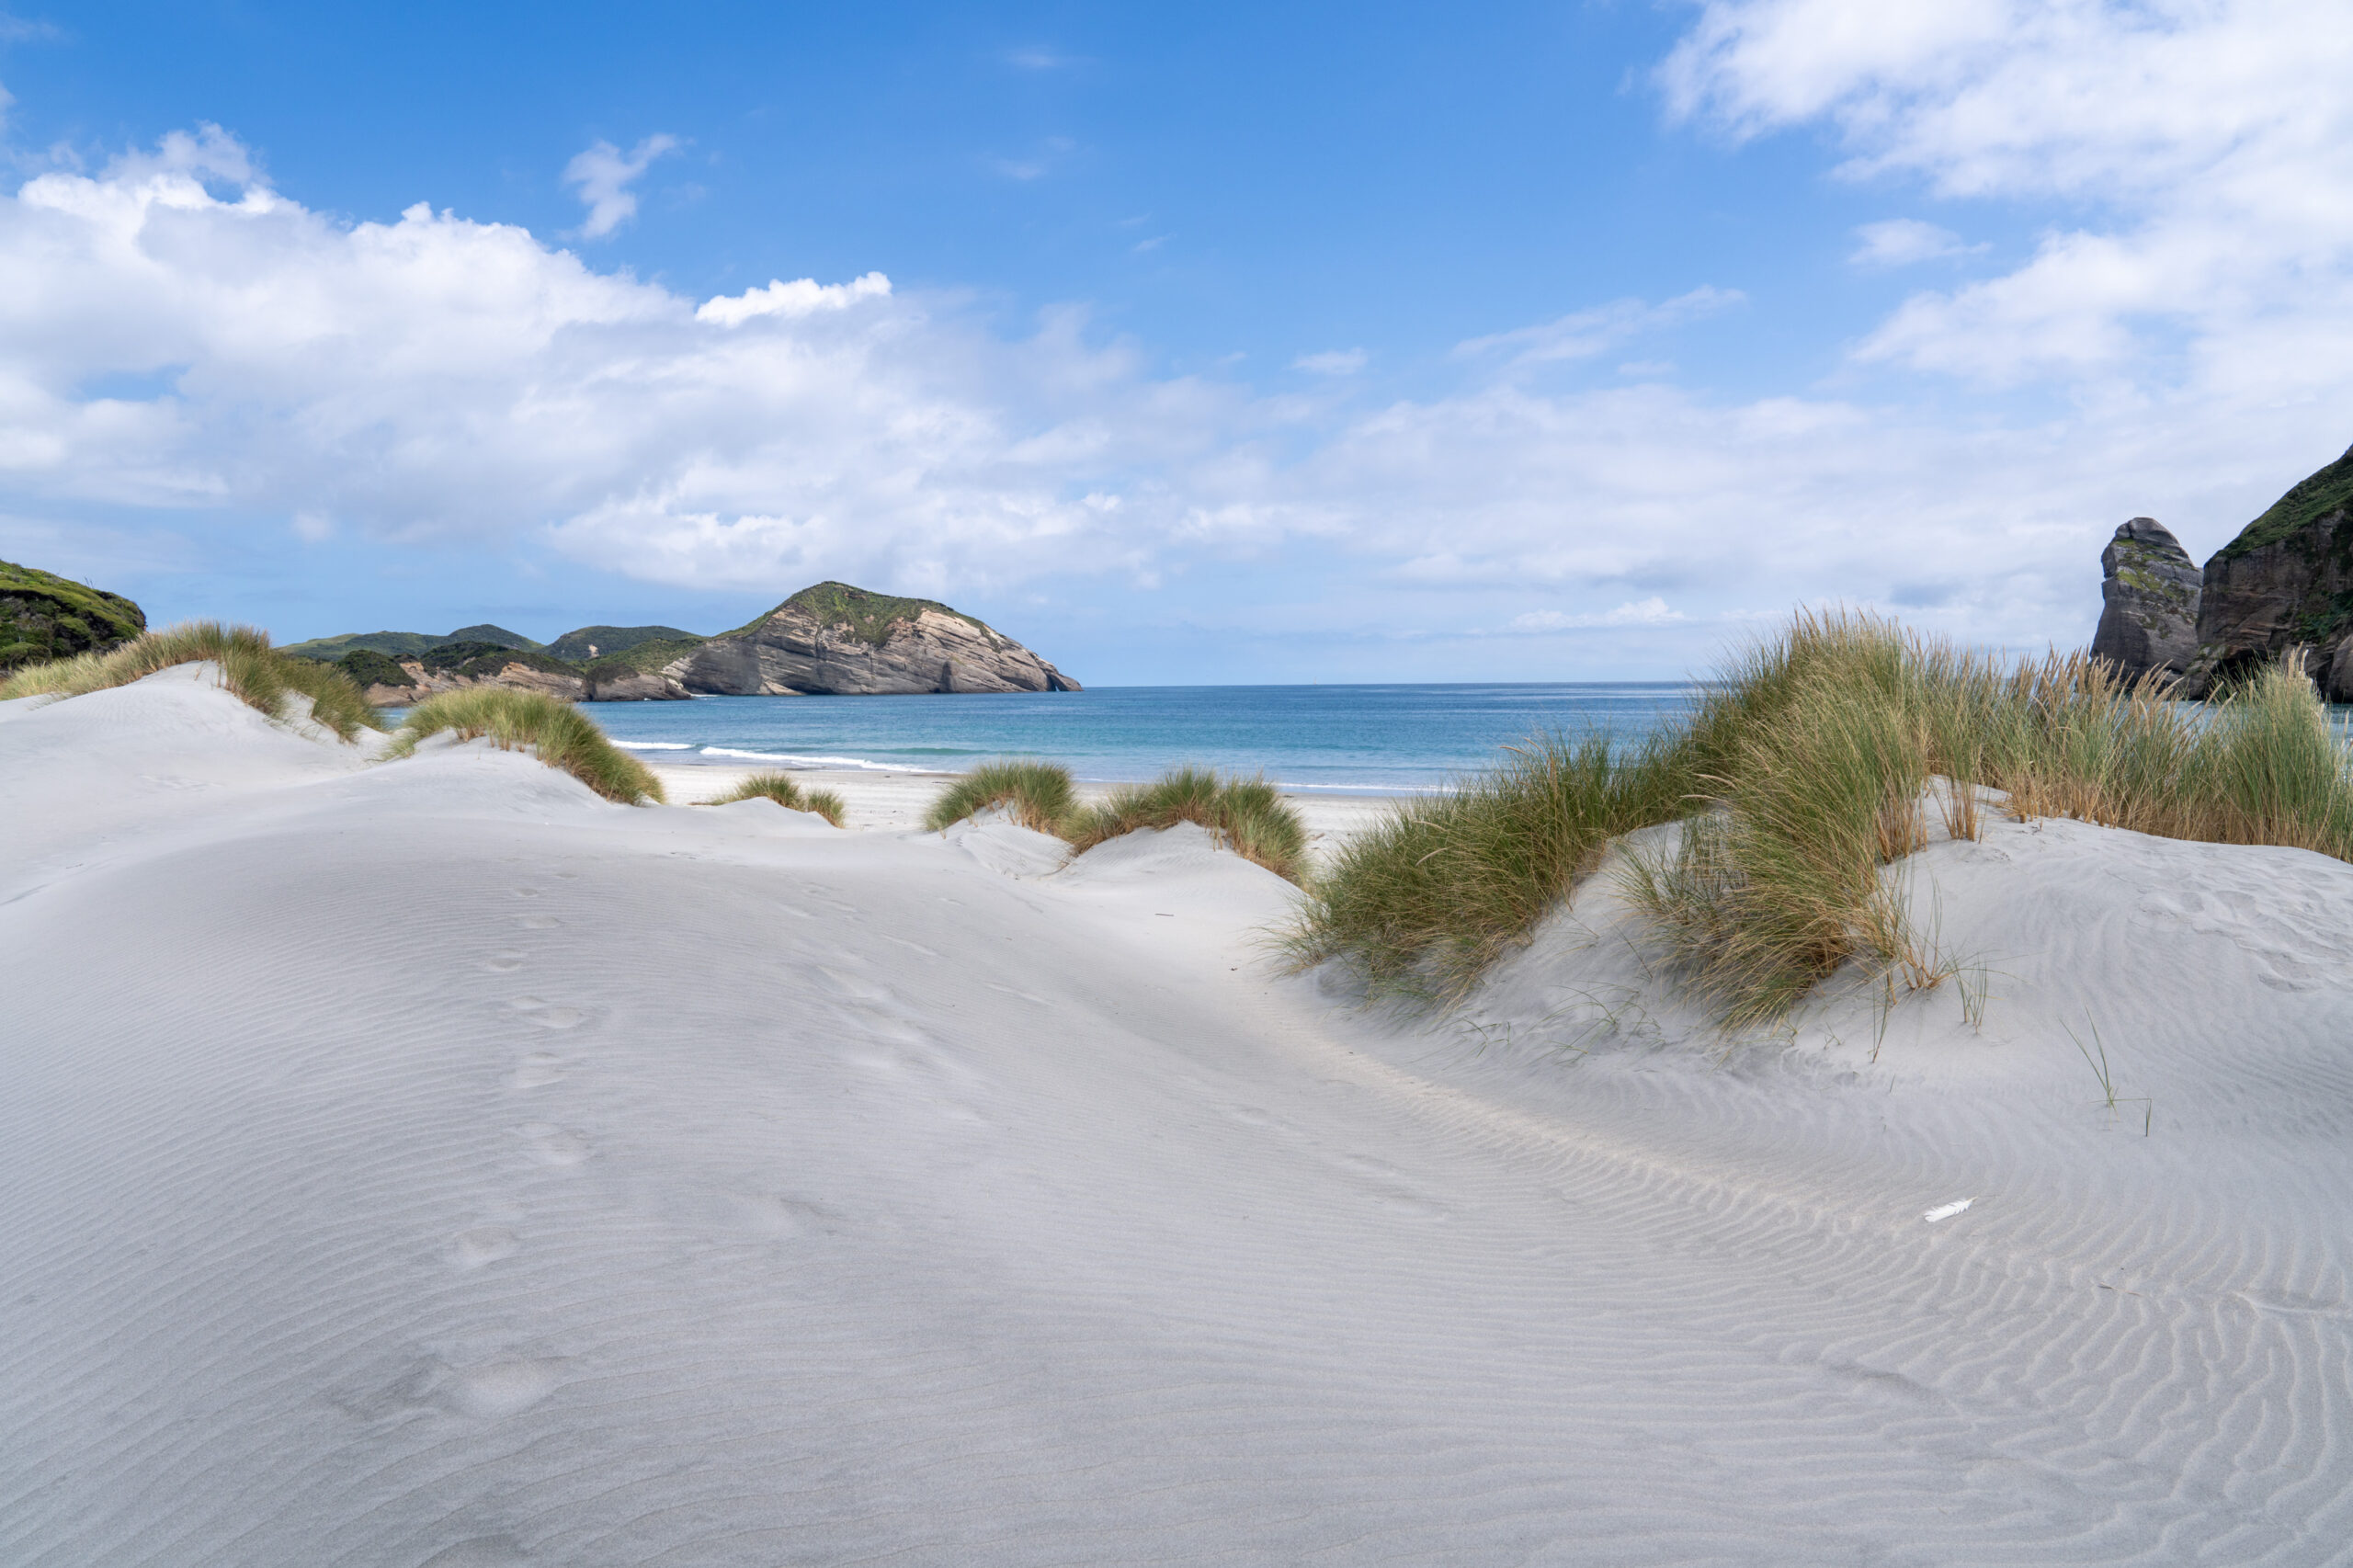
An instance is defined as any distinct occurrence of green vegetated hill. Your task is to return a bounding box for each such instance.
[2215,442,2353,562]
[292,622,710,693]
[754,581,995,646]
[1,560,147,671]
[546,624,700,662]
[280,623,541,660]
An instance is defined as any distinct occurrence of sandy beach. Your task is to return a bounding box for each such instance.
[10,664,2353,1564]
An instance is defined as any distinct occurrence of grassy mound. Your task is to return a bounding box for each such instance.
[387,687,664,804]
[1069,767,1308,882]
[0,620,381,741]
[706,770,846,826]
[1293,610,2353,1022]
[923,759,1077,835]
[1,558,146,670]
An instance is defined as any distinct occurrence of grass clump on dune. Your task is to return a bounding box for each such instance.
[923,758,1078,835]
[1287,733,1693,1003]
[0,620,381,742]
[924,759,1310,882]
[706,770,846,826]
[1069,766,1308,882]
[387,687,664,804]
[1295,609,2353,1025]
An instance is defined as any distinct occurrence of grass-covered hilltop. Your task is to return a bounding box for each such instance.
[0,559,146,672]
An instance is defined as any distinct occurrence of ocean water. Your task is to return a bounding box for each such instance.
[582,683,1700,794]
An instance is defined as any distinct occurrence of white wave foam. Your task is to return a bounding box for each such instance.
[700,746,905,772]
[612,741,695,751]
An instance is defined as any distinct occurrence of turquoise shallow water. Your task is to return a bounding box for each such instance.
[581,683,1701,794]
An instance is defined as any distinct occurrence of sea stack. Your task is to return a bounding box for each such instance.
[673,581,1080,696]
[2180,442,2353,698]
[2089,518,2200,682]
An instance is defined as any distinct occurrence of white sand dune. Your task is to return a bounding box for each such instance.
[6,665,2353,1565]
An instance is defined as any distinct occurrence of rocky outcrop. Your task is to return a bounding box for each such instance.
[2090,518,2200,682]
[339,642,693,706]
[580,664,693,702]
[1,559,145,671]
[673,582,1079,696]
[2178,442,2353,698]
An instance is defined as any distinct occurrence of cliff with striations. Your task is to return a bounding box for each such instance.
[672,582,1079,696]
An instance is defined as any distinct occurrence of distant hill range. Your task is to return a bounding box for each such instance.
[1,559,146,672]
[285,583,1077,704]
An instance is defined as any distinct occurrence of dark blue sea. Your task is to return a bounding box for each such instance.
[581,683,1700,795]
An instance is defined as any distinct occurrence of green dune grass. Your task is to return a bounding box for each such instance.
[387,687,663,804]
[705,770,846,826]
[1291,610,2353,1023]
[1,620,381,741]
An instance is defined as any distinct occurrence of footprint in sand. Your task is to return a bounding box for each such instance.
[426,1357,566,1418]
[419,1538,529,1568]
[448,1226,520,1268]
[506,998,586,1029]
[513,1123,590,1166]
[505,1053,563,1089]
[514,914,563,929]
[512,888,540,899]
[482,952,525,973]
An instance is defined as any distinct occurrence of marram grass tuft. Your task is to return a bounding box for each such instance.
[1291,609,2353,1025]
[387,687,664,804]
[0,620,381,741]
[706,770,846,826]
[923,758,1078,836]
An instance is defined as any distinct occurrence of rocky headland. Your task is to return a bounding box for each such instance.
[2095,441,2353,698]
[0,559,145,671]
[670,581,1079,696]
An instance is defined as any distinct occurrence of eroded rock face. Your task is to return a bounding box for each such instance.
[673,583,1080,696]
[2180,442,2353,698]
[581,665,692,702]
[363,659,594,707]
[2091,517,2200,682]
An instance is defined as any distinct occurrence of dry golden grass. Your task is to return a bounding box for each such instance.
[1297,609,2353,1025]
[0,620,381,741]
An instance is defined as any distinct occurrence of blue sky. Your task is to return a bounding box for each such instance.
[4,2,2350,682]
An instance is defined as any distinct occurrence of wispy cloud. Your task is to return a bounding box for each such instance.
[0,12,61,43]
[989,136,1075,182]
[1454,287,1743,367]
[1850,219,1981,268]
[562,134,681,238]
[1292,348,1367,376]
[1507,598,1685,632]
[1006,45,1082,70]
